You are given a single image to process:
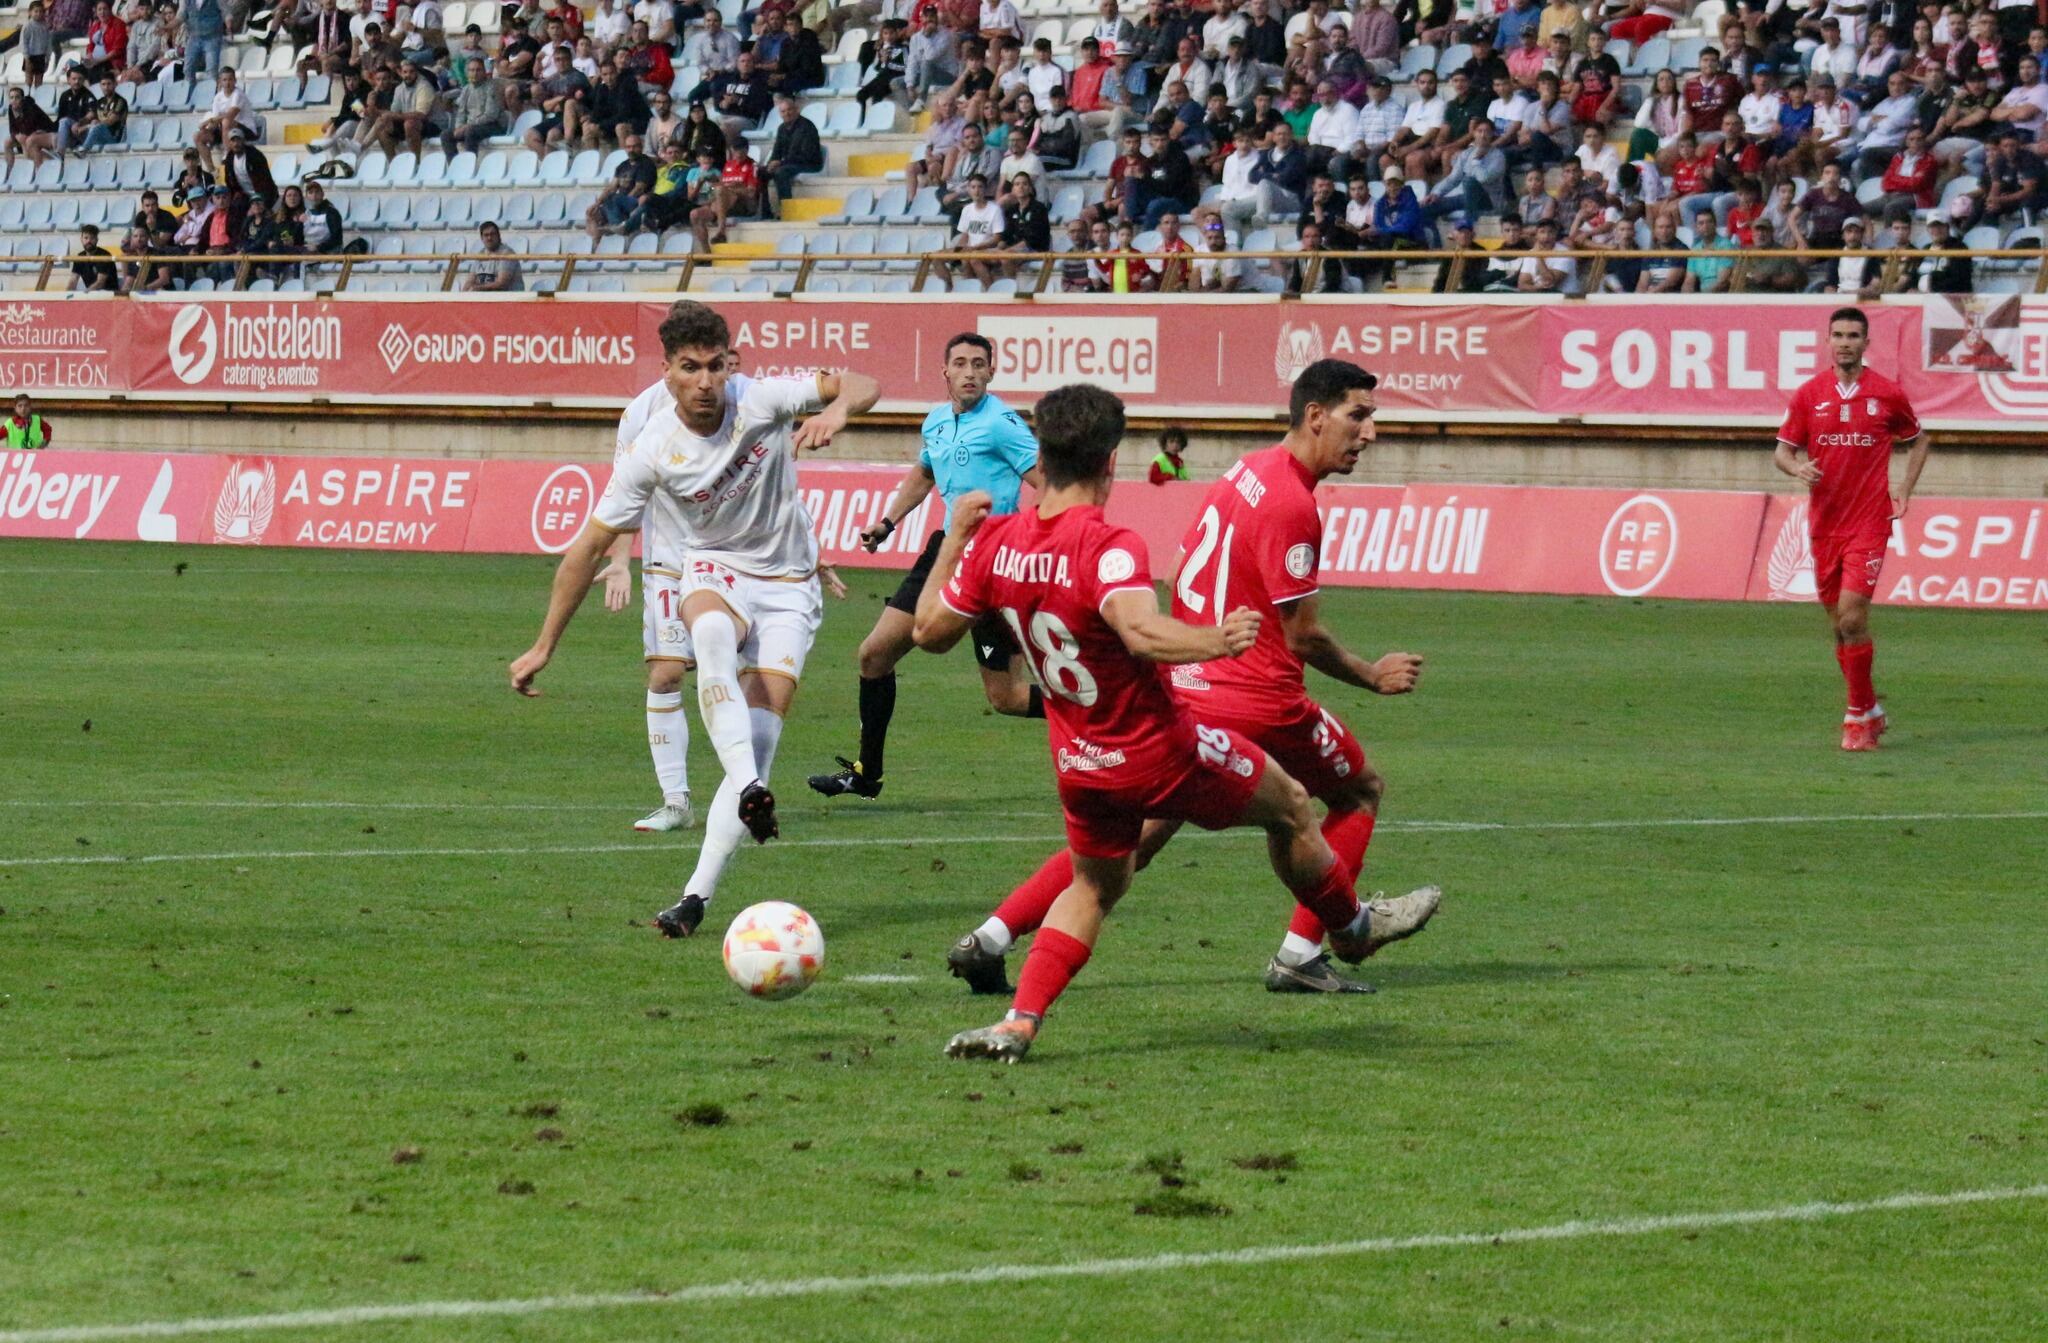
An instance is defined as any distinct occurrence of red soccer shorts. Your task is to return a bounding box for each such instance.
[1057,726,1268,859]
[1812,534,1887,608]
[1247,700,1366,804]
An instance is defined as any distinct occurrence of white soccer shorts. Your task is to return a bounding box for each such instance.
[679,557,823,684]
[642,566,697,663]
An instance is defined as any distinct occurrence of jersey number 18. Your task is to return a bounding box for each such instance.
[999,608,1099,706]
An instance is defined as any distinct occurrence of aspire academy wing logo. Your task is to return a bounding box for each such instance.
[168,305,219,384]
[213,459,277,544]
[1273,320,1323,387]
[1766,501,1817,601]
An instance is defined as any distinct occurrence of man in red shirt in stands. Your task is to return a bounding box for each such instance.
[1773,307,1932,751]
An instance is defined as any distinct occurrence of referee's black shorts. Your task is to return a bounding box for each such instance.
[885,529,1021,672]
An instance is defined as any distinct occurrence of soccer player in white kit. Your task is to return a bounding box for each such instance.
[510,302,882,936]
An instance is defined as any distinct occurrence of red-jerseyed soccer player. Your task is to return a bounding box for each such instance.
[912,383,1438,1063]
[943,359,1440,998]
[1774,307,1931,751]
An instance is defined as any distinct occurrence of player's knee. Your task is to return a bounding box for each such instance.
[855,640,899,680]
[647,663,686,694]
[984,677,1031,716]
[1264,773,1317,837]
[1352,766,1385,812]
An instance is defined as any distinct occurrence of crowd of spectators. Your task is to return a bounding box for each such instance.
[874,0,2039,293]
[6,0,2042,292]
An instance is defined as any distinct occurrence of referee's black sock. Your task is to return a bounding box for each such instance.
[857,673,896,780]
[1024,686,1045,719]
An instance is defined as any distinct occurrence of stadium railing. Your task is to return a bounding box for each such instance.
[15,248,2048,295]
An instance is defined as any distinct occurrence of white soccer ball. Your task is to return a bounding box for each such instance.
[721,901,825,1000]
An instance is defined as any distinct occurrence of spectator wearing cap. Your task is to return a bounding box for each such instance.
[1148,427,1191,484]
[300,179,344,254]
[1537,0,1585,51]
[1429,214,1484,293]
[1505,21,1546,90]
[1354,167,1424,289]
[1507,70,1571,171]
[1737,218,1808,292]
[1828,216,1884,296]
[1191,214,1243,291]
[223,126,277,204]
[1036,85,1082,169]
[1911,216,1974,291]
[1340,71,1404,177]
[1932,66,1997,171]
[465,221,524,292]
[5,394,51,451]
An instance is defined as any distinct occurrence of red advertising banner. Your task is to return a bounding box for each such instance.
[124,296,656,403]
[7,292,2048,430]
[1746,493,2048,609]
[10,448,2036,609]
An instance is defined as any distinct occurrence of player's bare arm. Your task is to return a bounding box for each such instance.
[821,564,849,599]
[1278,592,1422,694]
[910,490,995,653]
[1103,589,1261,664]
[509,517,619,696]
[594,529,634,612]
[792,370,884,452]
[861,462,937,551]
[1892,431,1931,519]
[1774,438,1823,486]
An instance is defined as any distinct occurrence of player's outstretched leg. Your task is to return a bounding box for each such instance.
[948,820,1181,994]
[946,851,1132,1063]
[1269,773,1382,993]
[657,704,787,937]
[691,606,778,839]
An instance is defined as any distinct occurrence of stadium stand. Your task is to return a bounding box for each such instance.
[0,0,2044,294]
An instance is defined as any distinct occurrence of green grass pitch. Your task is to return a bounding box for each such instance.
[2,536,2045,1342]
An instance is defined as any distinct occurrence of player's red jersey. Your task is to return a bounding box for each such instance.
[1167,444,1323,725]
[1777,367,1921,543]
[941,504,1194,794]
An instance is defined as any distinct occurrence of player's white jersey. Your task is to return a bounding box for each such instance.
[596,373,824,579]
[614,379,687,571]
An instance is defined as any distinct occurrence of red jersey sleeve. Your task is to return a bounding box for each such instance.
[1086,525,1156,613]
[1886,383,1922,442]
[1256,491,1323,605]
[940,532,993,618]
[1777,381,1812,450]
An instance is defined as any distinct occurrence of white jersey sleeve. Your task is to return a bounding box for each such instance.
[615,380,671,464]
[593,429,660,534]
[746,373,826,426]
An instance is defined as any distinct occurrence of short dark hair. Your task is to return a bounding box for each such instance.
[1159,426,1188,450]
[944,331,993,362]
[661,300,731,357]
[1034,384,1126,488]
[1287,358,1378,428]
[1829,306,1869,333]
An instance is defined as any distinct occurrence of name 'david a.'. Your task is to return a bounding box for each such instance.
[993,546,1073,586]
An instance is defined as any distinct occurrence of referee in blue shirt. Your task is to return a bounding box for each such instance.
[808,332,1044,800]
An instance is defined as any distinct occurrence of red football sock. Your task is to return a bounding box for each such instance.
[992,849,1072,939]
[1287,860,1361,936]
[1012,927,1092,1019]
[1837,640,1876,715]
[1287,811,1378,943]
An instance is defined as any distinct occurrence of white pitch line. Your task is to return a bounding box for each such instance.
[844,973,922,984]
[2,808,2043,870]
[3,1184,2041,1343]
[0,801,1060,817]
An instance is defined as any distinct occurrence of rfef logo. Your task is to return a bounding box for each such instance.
[168,306,218,384]
[531,464,595,552]
[1598,494,1678,597]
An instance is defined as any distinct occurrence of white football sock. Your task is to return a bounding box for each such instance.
[685,776,746,901]
[689,609,760,788]
[974,917,1014,954]
[646,689,689,804]
[1277,932,1323,966]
